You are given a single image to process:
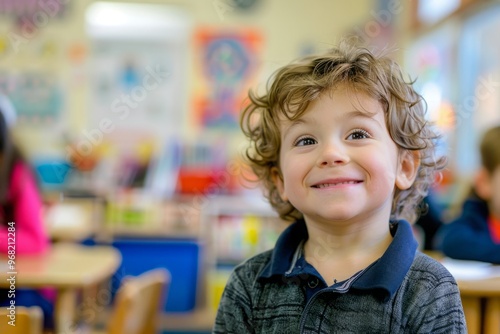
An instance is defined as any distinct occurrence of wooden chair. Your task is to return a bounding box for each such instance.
[0,305,43,334]
[106,268,170,334]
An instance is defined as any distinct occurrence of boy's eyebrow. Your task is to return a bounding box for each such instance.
[282,109,380,136]
[281,118,309,139]
[348,109,377,118]
[347,109,383,124]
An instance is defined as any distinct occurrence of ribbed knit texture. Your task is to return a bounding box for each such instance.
[213,251,466,333]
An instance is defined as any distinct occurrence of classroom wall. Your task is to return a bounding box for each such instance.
[0,0,387,162]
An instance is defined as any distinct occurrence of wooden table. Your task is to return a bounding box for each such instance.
[425,251,500,334]
[0,243,121,334]
[457,276,500,334]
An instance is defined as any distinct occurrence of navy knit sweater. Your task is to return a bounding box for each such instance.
[214,220,466,333]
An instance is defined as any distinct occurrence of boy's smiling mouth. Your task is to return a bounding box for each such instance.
[311,178,363,188]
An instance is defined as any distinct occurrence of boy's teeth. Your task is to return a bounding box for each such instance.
[317,181,357,188]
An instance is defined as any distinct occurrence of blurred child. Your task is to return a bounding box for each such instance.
[0,94,53,329]
[0,95,49,254]
[437,125,500,263]
[214,41,465,333]
[414,192,445,250]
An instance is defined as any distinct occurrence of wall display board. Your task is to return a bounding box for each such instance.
[455,4,500,176]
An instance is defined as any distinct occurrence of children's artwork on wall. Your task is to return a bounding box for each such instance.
[194,29,262,130]
[88,38,186,141]
[85,2,191,145]
[0,72,63,124]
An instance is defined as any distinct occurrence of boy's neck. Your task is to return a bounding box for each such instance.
[303,219,393,285]
[304,215,392,250]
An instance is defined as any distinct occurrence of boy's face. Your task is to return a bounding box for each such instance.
[274,87,417,226]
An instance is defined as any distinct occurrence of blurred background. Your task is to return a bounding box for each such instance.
[1,0,500,333]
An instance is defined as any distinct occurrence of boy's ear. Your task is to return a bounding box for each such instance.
[271,166,287,201]
[474,167,492,200]
[395,150,420,190]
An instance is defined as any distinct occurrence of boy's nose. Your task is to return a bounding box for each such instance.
[317,142,349,167]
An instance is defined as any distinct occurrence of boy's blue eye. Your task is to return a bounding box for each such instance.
[347,129,370,140]
[295,137,317,146]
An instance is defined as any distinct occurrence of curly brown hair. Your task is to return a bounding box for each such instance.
[241,41,446,224]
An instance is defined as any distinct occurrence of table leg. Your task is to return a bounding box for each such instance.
[484,297,500,334]
[55,288,78,334]
[461,296,481,334]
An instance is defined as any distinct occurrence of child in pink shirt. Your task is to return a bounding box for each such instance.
[0,94,53,329]
[0,93,49,253]
[0,161,49,253]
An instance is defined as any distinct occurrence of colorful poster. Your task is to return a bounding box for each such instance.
[194,29,262,129]
[0,72,63,123]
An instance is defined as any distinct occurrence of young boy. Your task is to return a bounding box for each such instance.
[437,125,500,263]
[213,42,466,333]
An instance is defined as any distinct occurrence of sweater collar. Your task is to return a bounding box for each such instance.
[259,218,308,278]
[258,219,417,300]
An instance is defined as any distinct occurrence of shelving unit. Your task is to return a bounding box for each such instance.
[200,194,288,312]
